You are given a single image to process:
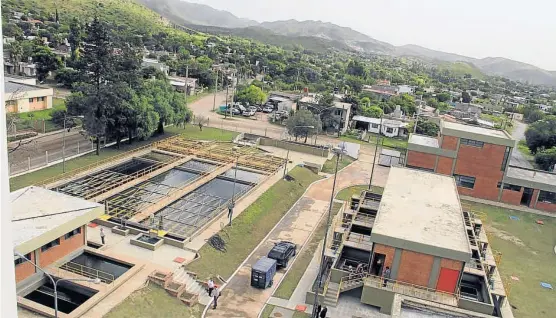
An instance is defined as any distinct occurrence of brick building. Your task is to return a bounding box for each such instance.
[406,120,556,212]
[12,186,103,285]
[313,167,509,317]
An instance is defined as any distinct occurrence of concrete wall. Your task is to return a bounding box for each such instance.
[361,285,396,314]
[6,87,53,113]
[38,225,85,268]
[259,138,330,157]
[330,268,350,284]
[458,298,495,315]
[406,151,436,170]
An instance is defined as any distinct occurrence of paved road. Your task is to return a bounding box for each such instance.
[509,121,533,169]
[206,150,389,318]
[8,130,91,175]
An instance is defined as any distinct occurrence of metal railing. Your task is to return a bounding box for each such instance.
[346,232,373,248]
[60,261,115,284]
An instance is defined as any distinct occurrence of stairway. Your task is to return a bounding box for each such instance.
[323,282,340,307]
[172,268,212,305]
[340,277,365,292]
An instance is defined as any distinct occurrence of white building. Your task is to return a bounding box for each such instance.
[352,115,408,138]
[397,85,415,94]
[299,94,352,134]
[141,58,169,76]
[5,77,54,114]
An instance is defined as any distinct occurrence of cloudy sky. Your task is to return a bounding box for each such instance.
[187,0,556,71]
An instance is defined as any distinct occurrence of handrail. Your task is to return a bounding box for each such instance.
[60,261,115,284]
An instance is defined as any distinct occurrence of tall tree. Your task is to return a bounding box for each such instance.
[286,110,319,143]
[7,42,23,74]
[32,46,62,82]
[525,116,556,154]
[462,91,472,103]
[535,147,556,171]
[68,17,83,62]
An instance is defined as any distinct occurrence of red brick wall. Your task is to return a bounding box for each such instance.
[441,136,459,150]
[15,252,36,283]
[536,201,556,213]
[373,244,396,269]
[436,156,453,175]
[396,250,434,287]
[407,151,436,170]
[454,143,506,200]
[500,188,523,206]
[39,226,85,268]
[440,258,463,271]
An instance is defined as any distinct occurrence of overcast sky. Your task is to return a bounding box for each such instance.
[187,0,556,71]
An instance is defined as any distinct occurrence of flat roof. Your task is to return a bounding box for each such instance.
[4,81,42,94]
[12,186,103,254]
[505,166,556,192]
[409,134,439,148]
[371,167,471,261]
[442,121,510,139]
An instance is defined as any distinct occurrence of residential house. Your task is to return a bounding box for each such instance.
[267,91,301,112]
[351,116,408,138]
[168,76,197,96]
[362,85,398,99]
[141,58,169,76]
[397,85,415,94]
[5,77,54,113]
[298,94,352,134]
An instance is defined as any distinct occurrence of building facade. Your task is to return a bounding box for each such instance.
[5,77,54,113]
[407,120,556,212]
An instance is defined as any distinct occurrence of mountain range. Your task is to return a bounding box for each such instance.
[137,0,556,86]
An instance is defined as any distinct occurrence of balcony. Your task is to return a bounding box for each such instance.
[345,232,373,250]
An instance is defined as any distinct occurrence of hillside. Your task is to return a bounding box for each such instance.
[136,0,257,28]
[437,62,486,80]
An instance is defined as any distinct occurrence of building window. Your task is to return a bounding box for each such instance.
[497,182,521,192]
[407,165,434,172]
[6,100,16,106]
[371,123,379,128]
[501,147,510,171]
[460,138,484,148]
[454,175,476,189]
[29,98,34,103]
[386,127,394,133]
[37,97,45,102]
[538,191,556,204]
[41,238,60,252]
[64,227,81,239]
[14,253,32,266]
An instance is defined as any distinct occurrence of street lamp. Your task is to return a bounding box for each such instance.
[62,114,84,173]
[311,144,346,317]
[14,252,101,318]
[283,125,315,178]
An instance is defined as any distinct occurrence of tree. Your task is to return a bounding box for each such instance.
[317,93,334,106]
[285,110,319,143]
[55,67,80,88]
[362,105,383,118]
[235,85,267,105]
[7,42,23,74]
[409,119,440,137]
[360,97,371,107]
[68,17,83,62]
[535,148,556,171]
[462,91,472,103]
[140,79,191,134]
[436,92,451,102]
[525,116,556,154]
[32,46,62,82]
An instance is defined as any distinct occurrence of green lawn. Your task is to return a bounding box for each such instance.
[321,154,355,174]
[104,284,204,318]
[186,167,323,280]
[340,134,408,150]
[274,203,342,299]
[17,98,66,121]
[260,304,276,318]
[9,125,238,191]
[517,140,536,167]
[462,200,556,318]
[336,185,384,201]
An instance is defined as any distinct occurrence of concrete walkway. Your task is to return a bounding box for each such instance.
[205,150,388,318]
[461,195,556,218]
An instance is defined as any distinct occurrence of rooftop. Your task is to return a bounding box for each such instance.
[352,116,406,127]
[4,80,43,94]
[12,186,103,254]
[409,134,439,148]
[506,166,556,187]
[371,167,471,262]
[442,121,511,139]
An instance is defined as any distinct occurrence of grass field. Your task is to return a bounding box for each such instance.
[340,134,408,150]
[186,167,323,280]
[9,125,238,191]
[274,202,342,299]
[322,153,355,174]
[17,98,66,121]
[105,284,204,318]
[336,185,384,201]
[462,200,556,318]
[517,140,536,168]
[260,304,276,318]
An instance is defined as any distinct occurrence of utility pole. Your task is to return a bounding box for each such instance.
[212,69,218,111]
[184,64,189,108]
[295,69,300,91]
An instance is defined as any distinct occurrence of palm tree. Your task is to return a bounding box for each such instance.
[8,42,23,74]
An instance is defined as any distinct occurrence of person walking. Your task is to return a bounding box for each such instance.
[207,278,215,297]
[100,228,105,245]
[383,266,391,287]
[212,288,220,309]
[316,304,322,317]
[319,306,327,318]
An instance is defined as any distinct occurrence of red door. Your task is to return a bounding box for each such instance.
[436,268,459,293]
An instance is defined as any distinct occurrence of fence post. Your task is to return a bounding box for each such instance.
[207,117,210,127]
[28,157,31,171]
[91,140,94,150]
[265,128,267,137]
[77,141,80,154]
[43,120,46,133]
[45,151,48,164]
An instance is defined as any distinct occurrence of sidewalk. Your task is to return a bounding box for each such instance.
[461,195,556,218]
[205,151,387,317]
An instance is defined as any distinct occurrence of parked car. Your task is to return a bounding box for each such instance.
[249,106,259,112]
[262,106,274,113]
[267,241,297,268]
[243,109,256,116]
[229,108,241,115]
[252,105,263,112]
[273,110,289,120]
